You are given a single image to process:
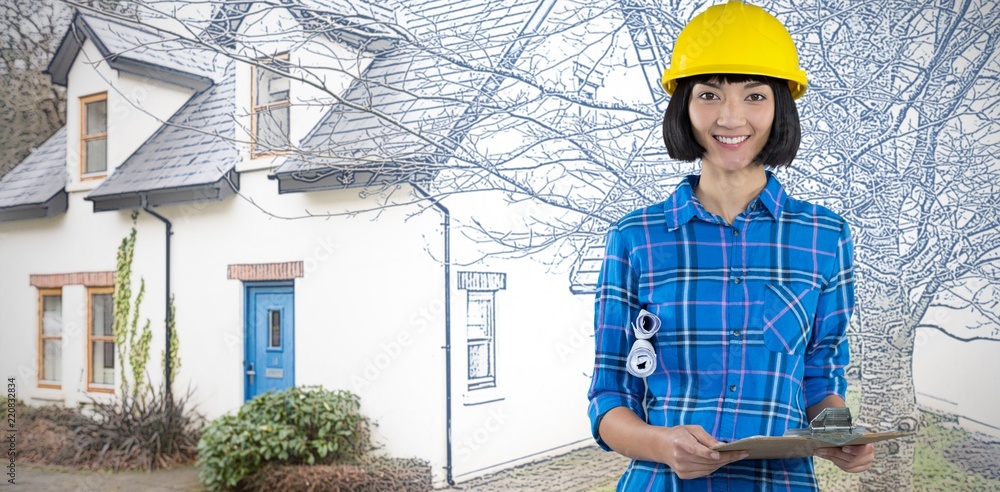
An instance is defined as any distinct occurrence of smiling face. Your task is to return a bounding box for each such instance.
[688,78,775,173]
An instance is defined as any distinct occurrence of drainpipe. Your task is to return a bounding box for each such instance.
[411,184,454,487]
[141,196,173,401]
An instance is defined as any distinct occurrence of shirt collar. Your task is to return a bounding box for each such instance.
[756,171,787,220]
[663,171,787,230]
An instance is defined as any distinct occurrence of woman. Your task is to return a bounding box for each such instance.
[587,2,875,490]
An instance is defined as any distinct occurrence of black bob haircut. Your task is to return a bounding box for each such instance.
[662,73,801,167]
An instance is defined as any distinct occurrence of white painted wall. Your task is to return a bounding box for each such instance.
[439,189,596,480]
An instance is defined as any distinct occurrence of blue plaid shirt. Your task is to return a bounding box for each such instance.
[588,173,854,491]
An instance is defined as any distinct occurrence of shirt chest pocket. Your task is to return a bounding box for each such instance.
[762,284,820,355]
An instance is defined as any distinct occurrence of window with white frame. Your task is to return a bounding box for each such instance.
[87,287,115,391]
[38,289,62,388]
[458,272,507,391]
[80,92,108,176]
[251,54,290,157]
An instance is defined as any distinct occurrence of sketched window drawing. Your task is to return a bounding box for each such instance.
[467,291,496,390]
[87,287,115,391]
[80,92,107,176]
[569,239,607,295]
[458,272,507,391]
[251,53,290,157]
[37,289,62,388]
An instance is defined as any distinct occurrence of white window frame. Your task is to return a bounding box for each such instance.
[80,92,108,178]
[37,289,63,388]
[250,53,291,158]
[86,287,115,393]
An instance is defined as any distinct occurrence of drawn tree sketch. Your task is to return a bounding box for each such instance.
[35,0,1000,489]
[780,1,1000,488]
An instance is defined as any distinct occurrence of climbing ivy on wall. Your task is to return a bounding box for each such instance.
[162,294,181,386]
[113,211,153,399]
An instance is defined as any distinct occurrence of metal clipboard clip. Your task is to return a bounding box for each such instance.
[783,407,868,446]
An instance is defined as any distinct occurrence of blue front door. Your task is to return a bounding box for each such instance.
[245,283,295,401]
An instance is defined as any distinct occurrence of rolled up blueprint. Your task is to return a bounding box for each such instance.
[626,339,657,378]
[633,309,661,340]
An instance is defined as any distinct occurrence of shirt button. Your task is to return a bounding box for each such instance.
[729,385,738,392]
[733,277,743,284]
[732,229,740,236]
[732,329,742,337]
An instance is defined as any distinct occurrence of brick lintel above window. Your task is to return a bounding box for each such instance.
[30,272,114,288]
[457,272,506,292]
[227,261,304,281]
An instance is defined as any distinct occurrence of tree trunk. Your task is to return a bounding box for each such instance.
[856,285,920,491]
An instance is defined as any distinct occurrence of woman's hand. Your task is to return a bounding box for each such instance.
[599,408,748,479]
[814,443,875,473]
[651,425,748,479]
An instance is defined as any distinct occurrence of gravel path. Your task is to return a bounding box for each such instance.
[446,445,629,492]
[9,464,202,491]
[10,445,628,491]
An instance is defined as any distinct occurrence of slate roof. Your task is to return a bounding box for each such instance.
[46,11,224,90]
[272,0,554,193]
[285,0,401,53]
[291,0,398,40]
[86,61,239,212]
[305,0,396,24]
[0,128,68,222]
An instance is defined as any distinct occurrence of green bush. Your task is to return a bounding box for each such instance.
[197,386,371,491]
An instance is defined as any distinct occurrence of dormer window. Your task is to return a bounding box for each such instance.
[81,92,108,178]
[251,54,290,157]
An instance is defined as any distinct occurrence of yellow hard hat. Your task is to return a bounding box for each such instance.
[661,1,808,99]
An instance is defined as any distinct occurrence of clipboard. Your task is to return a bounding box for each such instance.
[712,408,911,460]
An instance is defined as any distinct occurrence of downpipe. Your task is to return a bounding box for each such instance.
[141,196,174,400]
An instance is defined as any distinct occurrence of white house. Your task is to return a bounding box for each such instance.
[0,1,605,485]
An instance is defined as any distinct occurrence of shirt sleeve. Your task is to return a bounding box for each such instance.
[803,220,854,407]
[587,224,645,451]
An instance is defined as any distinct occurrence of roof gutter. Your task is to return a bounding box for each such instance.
[141,196,174,400]
[411,183,454,486]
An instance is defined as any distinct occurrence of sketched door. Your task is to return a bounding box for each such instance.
[245,283,295,401]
